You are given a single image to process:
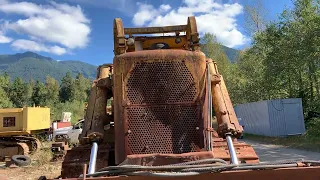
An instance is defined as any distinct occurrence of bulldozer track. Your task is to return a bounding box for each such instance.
[0,140,30,156]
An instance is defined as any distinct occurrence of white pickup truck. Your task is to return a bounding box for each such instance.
[52,119,84,144]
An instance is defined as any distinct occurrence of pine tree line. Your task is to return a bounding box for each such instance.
[0,72,91,123]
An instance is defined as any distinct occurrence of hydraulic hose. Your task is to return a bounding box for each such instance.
[80,159,320,178]
[106,163,232,171]
[154,158,228,166]
[233,163,298,170]
[169,158,227,166]
[180,164,237,172]
[125,171,200,177]
[98,158,228,172]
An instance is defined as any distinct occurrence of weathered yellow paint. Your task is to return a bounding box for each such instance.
[25,107,50,131]
[126,36,188,52]
[0,131,30,136]
[0,108,23,132]
[0,107,50,135]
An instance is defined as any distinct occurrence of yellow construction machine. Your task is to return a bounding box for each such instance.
[0,107,50,162]
[49,16,320,179]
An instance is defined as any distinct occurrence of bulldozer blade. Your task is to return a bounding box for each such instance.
[61,144,112,178]
[49,166,320,180]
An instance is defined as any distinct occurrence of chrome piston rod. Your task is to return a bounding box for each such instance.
[88,142,98,174]
[206,63,213,151]
[226,135,239,165]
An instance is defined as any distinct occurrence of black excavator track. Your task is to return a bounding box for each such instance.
[0,136,41,159]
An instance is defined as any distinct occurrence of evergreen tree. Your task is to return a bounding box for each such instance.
[71,73,91,102]
[25,80,34,106]
[0,87,12,108]
[45,75,60,105]
[32,81,47,106]
[59,72,74,102]
[0,72,11,93]
[9,77,28,107]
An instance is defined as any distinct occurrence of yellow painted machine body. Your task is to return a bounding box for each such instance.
[0,107,50,136]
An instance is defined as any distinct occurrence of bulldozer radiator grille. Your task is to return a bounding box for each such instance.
[126,61,197,104]
[126,105,201,154]
[125,61,203,154]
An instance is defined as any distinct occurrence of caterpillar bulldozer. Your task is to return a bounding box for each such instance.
[51,16,320,179]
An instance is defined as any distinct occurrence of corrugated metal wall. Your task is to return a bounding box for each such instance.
[267,99,287,136]
[234,98,306,137]
[234,101,271,136]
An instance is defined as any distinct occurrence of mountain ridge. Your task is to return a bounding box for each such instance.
[0,48,240,82]
[0,52,97,82]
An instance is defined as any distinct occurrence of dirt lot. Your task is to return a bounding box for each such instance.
[0,142,62,180]
[0,161,61,180]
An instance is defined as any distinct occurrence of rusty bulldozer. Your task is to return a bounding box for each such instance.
[47,16,320,179]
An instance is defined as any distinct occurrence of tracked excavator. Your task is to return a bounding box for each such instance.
[54,17,320,179]
[0,107,50,161]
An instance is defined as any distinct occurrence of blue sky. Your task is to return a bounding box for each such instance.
[0,0,293,66]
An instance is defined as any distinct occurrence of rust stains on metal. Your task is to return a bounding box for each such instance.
[113,50,208,164]
[52,166,320,180]
[124,25,188,35]
[207,58,243,138]
[80,64,113,144]
[212,138,259,163]
[61,144,111,179]
[82,164,87,180]
[116,137,259,166]
[123,151,215,166]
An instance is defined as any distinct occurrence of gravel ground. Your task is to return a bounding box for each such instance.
[241,139,320,162]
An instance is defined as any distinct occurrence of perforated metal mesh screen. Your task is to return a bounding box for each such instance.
[127,61,197,104]
[126,105,201,154]
[125,61,203,154]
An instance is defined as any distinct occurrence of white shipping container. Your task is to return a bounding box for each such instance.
[234,98,306,137]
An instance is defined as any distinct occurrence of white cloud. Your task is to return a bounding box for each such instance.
[160,4,171,12]
[133,3,159,26]
[0,35,11,43]
[12,39,67,55]
[0,31,11,43]
[132,0,248,48]
[0,0,90,55]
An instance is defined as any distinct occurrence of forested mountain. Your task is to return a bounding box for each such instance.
[221,46,240,63]
[0,52,97,82]
[0,46,239,82]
